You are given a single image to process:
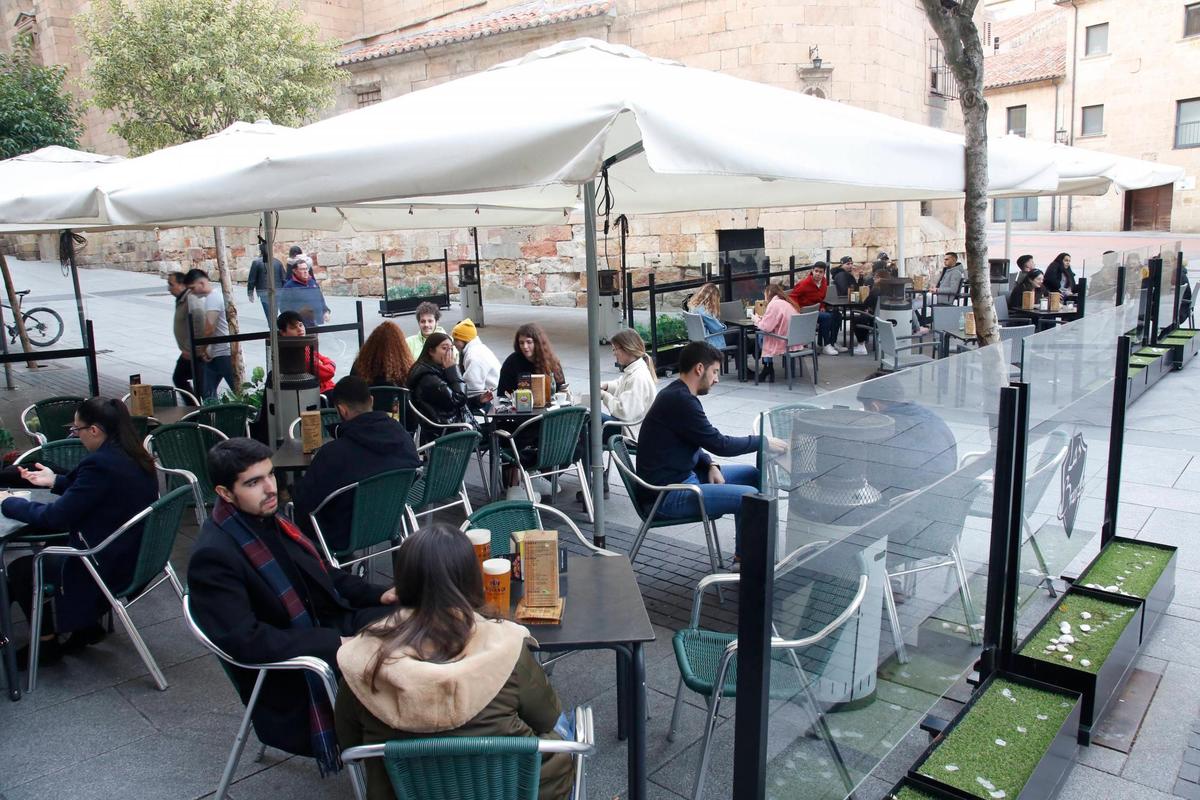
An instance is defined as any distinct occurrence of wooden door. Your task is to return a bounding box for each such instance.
[1124,185,1174,231]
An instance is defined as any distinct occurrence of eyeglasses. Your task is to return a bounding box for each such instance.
[65,424,94,434]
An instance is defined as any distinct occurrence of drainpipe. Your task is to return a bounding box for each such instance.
[1066,0,1079,231]
[1051,79,1060,232]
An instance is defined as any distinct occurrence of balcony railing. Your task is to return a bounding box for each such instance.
[928,38,960,100]
[1176,120,1200,149]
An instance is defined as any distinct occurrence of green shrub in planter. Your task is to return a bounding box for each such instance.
[635,314,688,345]
[915,677,1077,799]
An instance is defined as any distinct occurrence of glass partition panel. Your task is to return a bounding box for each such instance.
[1011,303,1135,646]
[1159,244,1182,335]
[755,342,1015,800]
[1084,250,1122,310]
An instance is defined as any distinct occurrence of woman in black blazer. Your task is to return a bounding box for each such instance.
[1,398,158,663]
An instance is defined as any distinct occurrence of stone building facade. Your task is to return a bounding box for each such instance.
[982,0,1200,234]
[2,0,970,304]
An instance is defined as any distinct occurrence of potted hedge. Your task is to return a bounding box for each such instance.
[379,282,450,316]
[636,314,688,375]
[1075,537,1176,645]
[907,674,1081,800]
[1011,587,1142,744]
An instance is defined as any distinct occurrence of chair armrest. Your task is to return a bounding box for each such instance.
[533,502,617,557]
[771,574,869,650]
[894,342,938,354]
[33,502,156,560]
[689,572,742,627]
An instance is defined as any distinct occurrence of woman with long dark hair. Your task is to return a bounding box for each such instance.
[352,320,415,387]
[0,398,158,663]
[1008,268,1046,318]
[497,322,566,396]
[1043,252,1077,295]
[336,524,572,800]
[406,332,472,440]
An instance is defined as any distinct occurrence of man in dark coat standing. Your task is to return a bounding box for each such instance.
[187,437,397,766]
[292,375,421,553]
[246,241,287,320]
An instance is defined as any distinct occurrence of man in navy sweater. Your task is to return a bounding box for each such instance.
[637,341,785,566]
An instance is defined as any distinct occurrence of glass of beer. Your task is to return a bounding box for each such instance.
[466,528,491,568]
[483,558,512,617]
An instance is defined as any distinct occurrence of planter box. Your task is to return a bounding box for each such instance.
[909,672,1081,800]
[885,776,959,799]
[1074,537,1177,646]
[651,341,687,375]
[1136,347,1175,378]
[1126,366,1148,405]
[379,293,450,317]
[1011,587,1143,745]
[1160,328,1199,369]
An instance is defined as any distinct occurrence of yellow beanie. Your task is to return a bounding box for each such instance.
[451,318,478,343]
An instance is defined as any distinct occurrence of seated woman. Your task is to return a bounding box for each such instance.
[1043,252,1078,296]
[753,283,801,382]
[0,398,158,664]
[599,328,658,435]
[277,310,336,393]
[406,332,472,440]
[1008,268,1046,319]
[336,523,572,800]
[684,283,731,348]
[497,322,567,397]
[352,320,415,388]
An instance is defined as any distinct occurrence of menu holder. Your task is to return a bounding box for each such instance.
[518,529,560,607]
[912,274,927,291]
[300,410,323,454]
[531,374,551,408]
[514,388,534,413]
[1048,293,1062,311]
[964,311,977,337]
[1022,290,1036,310]
[515,597,564,625]
[129,383,154,417]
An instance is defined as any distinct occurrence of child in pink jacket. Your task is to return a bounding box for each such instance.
[753,284,803,383]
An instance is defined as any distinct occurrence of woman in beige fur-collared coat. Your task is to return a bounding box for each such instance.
[335,523,572,800]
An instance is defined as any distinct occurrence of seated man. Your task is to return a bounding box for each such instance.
[788,261,841,356]
[278,310,336,393]
[187,438,397,772]
[637,342,785,568]
[451,318,499,410]
[292,375,421,553]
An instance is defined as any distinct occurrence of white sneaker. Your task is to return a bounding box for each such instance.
[853,343,868,355]
[821,344,839,356]
[531,477,555,495]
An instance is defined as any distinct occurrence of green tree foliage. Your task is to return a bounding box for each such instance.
[0,39,82,159]
[78,0,345,155]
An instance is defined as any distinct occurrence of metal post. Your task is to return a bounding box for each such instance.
[618,215,630,329]
[264,212,282,445]
[0,287,12,389]
[789,255,796,286]
[62,229,88,345]
[355,301,365,348]
[187,311,201,398]
[1115,266,1126,307]
[731,493,777,800]
[1103,336,1131,547]
[471,227,484,327]
[895,201,906,277]
[979,383,1020,682]
[999,382,1031,670]
[647,273,659,365]
[1003,199,1013,268]
[1076,277,1088,318]
[84,320,99,396]
[583,180,606,547]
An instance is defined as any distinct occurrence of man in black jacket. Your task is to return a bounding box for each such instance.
[637,342,785,566]
[292,375,421,553]
[187,438,397,759]
[246,241,288,319]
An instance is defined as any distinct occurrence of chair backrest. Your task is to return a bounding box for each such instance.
[995,293,1011,323]
[931,305,968,334]
[998,325,1034,344]
[16,437,88,472]
[608,435,647,519]
[530,406,586,471]
[410,430,482,508]
[682,312,707,343]
[370,386,411,429]
[825,283,841,302]
[146,422,227,503]
[288,408,341,442]
[719,301,743,322]
[336,468,419,557]
[787,311,819,348]
[797,303,820,315]
[464,500,542,555]
[114,485,192,598]
[30,396,85,443]
[153,385,196,407]
[379,737,542,800]
[874,318,898,358]
[182,403,255,439]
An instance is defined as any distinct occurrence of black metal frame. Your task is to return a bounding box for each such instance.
[1102,335,1132,547]
[379,249,451,316]
[0,319,100,396]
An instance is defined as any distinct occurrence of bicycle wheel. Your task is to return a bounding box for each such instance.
[21,307,64,347]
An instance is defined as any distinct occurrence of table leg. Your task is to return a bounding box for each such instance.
[489,429,501,502]
[0,542,21,701]
[615,647,629,740]
[627,641,647,800]
[737,330,747,382]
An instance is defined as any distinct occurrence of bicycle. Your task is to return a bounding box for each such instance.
[3,290,64,348]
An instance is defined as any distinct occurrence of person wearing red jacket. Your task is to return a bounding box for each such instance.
[278,310,336,393]
[788,262,841,355]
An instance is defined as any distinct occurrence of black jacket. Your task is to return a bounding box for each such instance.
[292,412,420,552]
[497,352,563,397]
[407,361,471,438]
[830,266,856,297]
[1,441,157,632]
[635,379,760,504]
[1043,262,1077,294]
[187,513,390,755]
[247,257,286,300]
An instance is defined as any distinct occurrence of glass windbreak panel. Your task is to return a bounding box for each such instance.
[1013,304,1136,647]
[1084,250,1122,309]
[719,247,771,304]
[756,343,1013,800]
[1123,247,1154,340]
[1160,244,1182,335]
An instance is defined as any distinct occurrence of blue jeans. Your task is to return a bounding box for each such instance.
[202,355,236,399]
[818,311,838,346]
[657,463,761,557]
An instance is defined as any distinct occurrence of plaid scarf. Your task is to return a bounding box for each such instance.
[212,498,342,777]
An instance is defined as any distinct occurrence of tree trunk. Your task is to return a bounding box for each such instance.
[212,227,245,390]
[920,0,999,346]
[0,252,38,369]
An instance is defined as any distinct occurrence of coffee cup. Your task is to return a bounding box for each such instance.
[553,392,568,406]
[483,558,512,616]
[466,528,491,568]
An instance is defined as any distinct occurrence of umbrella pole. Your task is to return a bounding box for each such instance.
[584,180,606,548]
[1004,199,1013,267]
[895,201,906,276]
[63,229,88,346]
[263,211,282,446]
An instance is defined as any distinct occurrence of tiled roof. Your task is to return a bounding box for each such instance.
[983,7,1068,90]
[338,0,614,65]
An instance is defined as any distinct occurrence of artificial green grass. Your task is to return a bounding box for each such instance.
[892,785,943,800]
[1129,355,1161,366]
[1018,592,1136,675]
[1136,347,1171,356]
[1078,540,1173,599]
[1165,328,1198,339]
[917,678,1075,799]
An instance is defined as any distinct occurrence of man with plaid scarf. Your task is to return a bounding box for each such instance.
[188,438,398,775]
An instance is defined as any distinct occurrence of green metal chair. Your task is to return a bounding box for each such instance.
[340,706,595,800]
[286,408,342,443]
[370,386,411,429]
[669,543,865,800]
[182,402,256,438]
[15,438,89,473]
[608,435,727,576]
[20,395,85,445]
[409,429,483,523]
[460,500,614,557]
[144,422,229,525]
[310,468,420,571]
[27,485,193,693]
[121,385,199,408]
[181,594,368,800]
[495,406,592,522]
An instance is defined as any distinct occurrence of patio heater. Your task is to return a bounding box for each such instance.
[460,261,484,325]
[596,268,624,344]
[989,257,1011,296]
[264,334,320,445]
